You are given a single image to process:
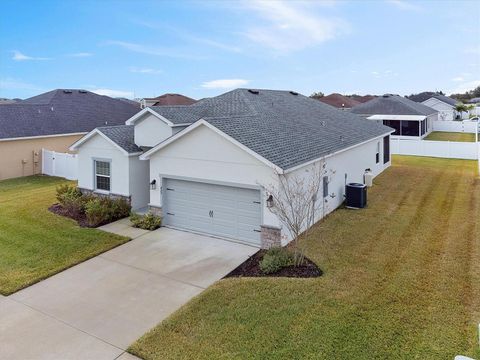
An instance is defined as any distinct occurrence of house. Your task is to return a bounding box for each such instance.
[71,89,393,248]
[316,93,361,109]
[420,94,460,121]
[140,93,196,108]
[348,94,376,103]
[406,91,439,103]
[0,89,140,180]
[350,94,438,139]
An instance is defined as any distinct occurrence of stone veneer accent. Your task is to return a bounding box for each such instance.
[79,188,131,204]
[260,225,282,249]
[148,205,163,216]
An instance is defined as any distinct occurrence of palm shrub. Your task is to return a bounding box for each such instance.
[259,247,294,274]
[130,212,162,230]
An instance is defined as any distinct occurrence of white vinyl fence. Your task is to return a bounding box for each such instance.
[391,139,479,160]
[42,149,78,180]
[432,120,478,133]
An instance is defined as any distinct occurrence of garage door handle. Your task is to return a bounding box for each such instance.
[166,188,175,191]
[167,212,175,216]
[253,201,261,204]
[209,210,213,218]
[253,229,261,232]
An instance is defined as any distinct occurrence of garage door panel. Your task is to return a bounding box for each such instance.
[163,178,262,245]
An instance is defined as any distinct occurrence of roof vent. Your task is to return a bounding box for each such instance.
[248,89,259,95]
[382,94,390,98]
[78,90,87,94]
[289,91,298,96]
[63,90,73,94]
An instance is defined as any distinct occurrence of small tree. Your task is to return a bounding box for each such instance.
[455,103,468,120]
[260,160,335,265]
[310,91,324,99]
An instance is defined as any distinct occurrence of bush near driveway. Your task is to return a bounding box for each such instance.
[0,176,129,295]
[129,156,480,360]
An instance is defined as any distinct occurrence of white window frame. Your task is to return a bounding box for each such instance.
[93,158,112,193]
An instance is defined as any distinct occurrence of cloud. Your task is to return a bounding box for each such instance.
[371,70,399,78]
[0,77,44,92]
[129,67,162,74]
[386,0,421,11]
[465,46,480,55]
[133,20,242,53]
[452,76,464,82]
[66,52,93,57]
[447,80,480,95]
[106,40,206,60]
[201,79,250,89]
[239,0,349,52]
[90,88,134,98]
[11,50,50,61]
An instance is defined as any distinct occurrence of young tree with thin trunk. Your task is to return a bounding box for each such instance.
[260,160,335,265]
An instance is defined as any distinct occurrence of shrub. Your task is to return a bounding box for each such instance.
[130,212,162,230]
[85,198,111,227]
[56,184,82,204]
[259,247,294,274]
[84,197,131,227]
[56,185,84,217]
[110,198,131,219]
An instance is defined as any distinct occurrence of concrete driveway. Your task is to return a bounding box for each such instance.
[0,223,257,360]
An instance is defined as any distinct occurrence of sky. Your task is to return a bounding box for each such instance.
[1,0,479,100]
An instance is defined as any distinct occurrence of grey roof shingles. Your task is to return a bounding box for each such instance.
[350,95,437,116]
[0,89,140,139]
[430,94,458,106]
[97,125,142,154]
[149,89,393,170]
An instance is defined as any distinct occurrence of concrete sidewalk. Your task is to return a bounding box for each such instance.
[1,221,257,360]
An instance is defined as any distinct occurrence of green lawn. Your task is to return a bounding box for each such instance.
[0,175,129,295]
[424,131,476,142]
[130,156,480,360]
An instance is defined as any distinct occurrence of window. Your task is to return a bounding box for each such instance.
[383,120,400,135]
[401,120,420,136]
[323,176,329,198]
[375,142,380,164]
[95,160,111,191]
[383,136,390,164]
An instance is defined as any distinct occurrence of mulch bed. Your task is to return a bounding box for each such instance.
[225,250,322,278]
[49,203,90,227]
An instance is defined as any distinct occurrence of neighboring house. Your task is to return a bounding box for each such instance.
[140,93,196,108]
[421,94,460,121]
[0,98,18,105]
[349,94,376,103]
[72,89,393,248]
[350,94,438,139]
[406,91,438,103]
[316,93,361,109]
[0,89,140,180]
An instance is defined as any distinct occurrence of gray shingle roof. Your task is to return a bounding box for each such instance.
[97,125,142,154]
[430,94,458,106]
[0,89,140,139]
[151,89,393,170]
[350,95,437,116]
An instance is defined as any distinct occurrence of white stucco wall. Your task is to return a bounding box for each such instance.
[147,124,392,245]
[76,135,130,196]
[134,114,173,147]
[422,98,455,121]
[280,135,390,244]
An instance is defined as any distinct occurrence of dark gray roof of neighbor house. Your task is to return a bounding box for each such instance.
[429,94,458,106]
[350,94,438,116]
[97,125,143,154]
[406,91,438,103]
[150,89,393,170]
[0,89,140,140]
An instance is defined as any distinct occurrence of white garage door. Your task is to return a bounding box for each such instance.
[163,178,262,245]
